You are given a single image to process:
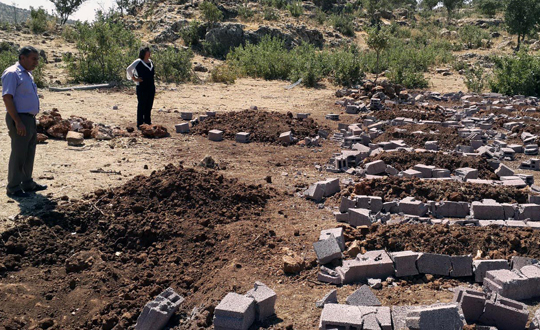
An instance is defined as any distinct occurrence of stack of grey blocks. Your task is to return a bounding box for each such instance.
[135,287,184,330]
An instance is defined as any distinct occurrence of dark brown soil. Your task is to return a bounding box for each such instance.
[373,124,468,150]
[347,223,540,260]
[367,105,448,122]
[363,150,497,179]
[0,164,279,330]
[348,177,529,203]
[191,110,326,144]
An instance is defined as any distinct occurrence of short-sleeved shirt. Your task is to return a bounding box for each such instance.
[2,62,40,115]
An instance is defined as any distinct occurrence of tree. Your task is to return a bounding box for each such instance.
[505,0,540,51]
[50,0,87,24]
[366,26,389,83]
[421,0,440,10]
[442,0,464,21]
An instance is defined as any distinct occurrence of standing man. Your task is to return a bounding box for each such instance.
[3,46,47,198]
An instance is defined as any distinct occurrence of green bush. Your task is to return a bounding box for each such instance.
[259,0,287,10]
[289,44,328,87]
[459,25,489,49]
[200,1,223,24]
[237,3,254,20]
[28,7,49,34]
[63,15,140,83]
[490,51,540,97]
[475,0,504,17]
[328,45,364,86]
[464,65,487,93]
[314,8,326,25]
[263,7,279,20]
[153,46,193,83]
[287,1,304,17]
[329,14,355,37]
[210,64,237,84]
[179,20,202,46]
[388,66,428,88]
[0,46,46,88]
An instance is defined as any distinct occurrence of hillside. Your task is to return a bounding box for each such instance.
[0,1,31,24]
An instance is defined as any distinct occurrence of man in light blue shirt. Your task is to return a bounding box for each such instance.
[2,46,47,198]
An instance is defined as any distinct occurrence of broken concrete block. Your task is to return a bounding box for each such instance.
[316,289,338,308]
[66,131,84,146]
[305,183,325,202]
[413,164,435,178]
[235,132,250,143]
[483,269,532,300]
[390,251,420,277]
[135,287,184,330]
[279,131,294,145]
[297,113,310,119]
[511,256,539,271]
[517,204,540,221]
[245,282,277,322]
[477,295,529,330]
[450,255,473,277]
[175,123,189,133]
[320,228,345,251]
[323,178,340,197]
[471,200,505,220]
[432,201,469,218]
[208,129,223,141]
[402,168,423,178]
[348,208,372,227]
[452,287,486,324]
[399,197,429,216]
[455,167,479,180]
[313,234,342,264]
[355,195,383,213]
[405,303,465,330]
[365,160,386,175]
[416,253,452,276]
[334,211,349,223]
[346,285,381,306]
[383,201,399,213]
[495,164,515,178]
[432,168,451,178]
[319,304,363,330]
[339,196,356,213]
[317,266,341,285]
[336,250,395,284]
[214,293,255,330]
[473,259,510,283]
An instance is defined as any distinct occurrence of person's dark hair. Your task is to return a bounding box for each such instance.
[19,46,38,60]
[138,47,151,60]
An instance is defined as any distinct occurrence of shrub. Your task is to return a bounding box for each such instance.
[287,1,304,17]
[179,20,202,46]
[328,45,364,86]
[259,0,287,10]
[28,7,49,34]
[210,64,237,84]
[387,67,429,89]
[329,14,355,37]
[153,46,193,83]
[476,0,504,17]
[263,7,279,21]
[289,44,328,87]
[237,3,254,20]
[0,46,46,88]
[459,25,489,49]
[490,51,540,97]
[464,65,487,93]
[314,8,326,25]
[63,15,140,83]
[200,1,223,24]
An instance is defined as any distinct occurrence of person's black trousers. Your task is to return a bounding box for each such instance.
[136,85,155,127]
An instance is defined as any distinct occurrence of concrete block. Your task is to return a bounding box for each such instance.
[334,211,349,223]
[365,160,386,175]
[390,251,420,277]
[206,111,216,117]
[245,282,277,322]
[405,303,465,330]
[355,195,383,213]
[452,287,486,324]
[383,201,399,213]
[339,197,356,213]
[450,255,473,277]
[175,123,189,133]
[483,269,532,300]
[135,287,184,330]
[320,228,345,251]
[336,250,394,284]
[316,289,338,308]
[323,178,340,197]
[502,203,516,219]
[432,201,469,218]
[455,167,479,180]
[208,129,223,141]
[473,259,510,283]
[319,304,363,329]
[399,197,429,216]
[317,267,342,285]
[478,295,529,330]
[305,183,325,202]
[402,169,423,178]
[432,168,451,178]
[279,131,294,145]
[348,208,372,227]
[346,285,381,306]
[471,201,505,220]
[66,131,84,146]
[416,253,452,276]
[297,113,310,119]
[517,204,540,221]
[313,234,342,264]
[214,293,255,330]
[511,256,539,271]
[495,164,515,178]
[180,112,193,120]
[413,164,435,178]
[235,132,250,143]
[391,305,420,330]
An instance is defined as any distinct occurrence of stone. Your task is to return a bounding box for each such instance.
[282,253,304,274]
[346,285,381,306]
[316,289,338,308]
[135,287,184,330]
[175,123,189,133]
[313,234,342,264]
[390,251,420,277]
[452,287,486,324]
[66,131,84,146]
[368,278,382,289]
[416,253,451,276]
[450,255,473,277]
[531,308,540,330]
[214,293,255,330]
[365,160,386,175]
[320,228,345,251]
[473,259,510,283]
[208,129,223,141]
[235,132,250,143]
[245,282,277,322]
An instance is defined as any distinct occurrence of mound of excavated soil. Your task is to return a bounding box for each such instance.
[350,177,529,203]
[364,151,497,179]
[191,110,326,143]
[367,106,448,122]
[348,223,540,260]
[373,124,467,150]
[0,165,276,329]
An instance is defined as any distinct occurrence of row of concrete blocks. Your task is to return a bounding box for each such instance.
[387,216,540,231]
[179,111,216,121]
[213,282,277,330]
[364,160,481,181]
[135,287,185,330]
[304,178,340,202]
[336,196,540,224]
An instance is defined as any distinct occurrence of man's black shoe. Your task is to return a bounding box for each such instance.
[7,190,31,198]
[25,184,48,192]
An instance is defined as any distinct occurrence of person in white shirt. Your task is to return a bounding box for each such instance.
[126,47,155,129]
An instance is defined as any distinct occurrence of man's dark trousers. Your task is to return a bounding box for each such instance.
[5,113,37,193]
[136,85,155,127]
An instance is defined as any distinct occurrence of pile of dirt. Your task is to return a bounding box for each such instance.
[363,150,497,179]
[139,124,168,138]
[373,124,467,150]
[191,110,326,144]
[0,164,277,329]
[38,108,94,139]
[351,177,528,203]
[368,105,448,122]
[348,223,540,260]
